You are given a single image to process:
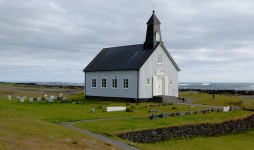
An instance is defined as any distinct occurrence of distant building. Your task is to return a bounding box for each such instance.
[83,11,180,101]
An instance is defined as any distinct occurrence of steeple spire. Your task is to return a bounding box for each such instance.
[144,10,162,49]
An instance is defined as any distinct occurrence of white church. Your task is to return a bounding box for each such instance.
[83,11,180,101]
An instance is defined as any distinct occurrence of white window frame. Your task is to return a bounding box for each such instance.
[112,76,118,89]
[146,77,151,86]
[122,75,129,89]
[157,53,163,64]
[91,78,97,88]
[101,76,107,88]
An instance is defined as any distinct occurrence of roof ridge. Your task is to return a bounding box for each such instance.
[104,44,143,49]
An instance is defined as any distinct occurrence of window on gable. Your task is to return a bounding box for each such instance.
[112,76,117,88]
[101,77,106,88]
[123,76,129,89]
[157,53,163,64]
[91,79,96,88]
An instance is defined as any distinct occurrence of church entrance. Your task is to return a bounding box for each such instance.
[153,75,168,96]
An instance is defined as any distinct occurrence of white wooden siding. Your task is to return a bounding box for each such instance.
[139,44,179,98]
[85,70,138,98]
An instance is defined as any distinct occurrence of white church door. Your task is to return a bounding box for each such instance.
[157,78,163,95]
[153,76,164,96]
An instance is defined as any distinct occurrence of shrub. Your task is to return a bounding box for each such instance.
[126,108,134,112]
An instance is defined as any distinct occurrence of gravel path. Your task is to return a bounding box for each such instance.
[177,103,224,109]
[59,118,140,150]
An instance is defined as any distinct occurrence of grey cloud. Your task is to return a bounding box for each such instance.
[0,0,253,82]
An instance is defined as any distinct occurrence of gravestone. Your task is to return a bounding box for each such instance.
[48,97,54,102]
[205,109,210,113]
[61,97,67,102]
[149,110,157,113]
[179,111,185,116]
[223,106,230,112]
[235,106,241,110]
[160,113,169,118]
[230,106,235,111]
[37,97,41,101]
[29,98,33,102]
[217,108,222,112]
[150,114,158,120]
[19,98,25,102]
[172,106,177,110]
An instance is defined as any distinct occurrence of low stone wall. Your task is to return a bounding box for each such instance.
[179,89,254,95]
[117,114,254,143]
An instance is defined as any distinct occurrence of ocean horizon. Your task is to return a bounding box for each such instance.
[179,82,254,91]
[2,81,254,91]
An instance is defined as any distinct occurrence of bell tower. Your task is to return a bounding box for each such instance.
[144,10,162,49]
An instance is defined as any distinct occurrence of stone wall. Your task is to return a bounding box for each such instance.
[179,89,254,95]
[117,114,254,143]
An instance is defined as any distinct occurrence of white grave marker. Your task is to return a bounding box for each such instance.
[8,95,12,100]
[19,98,25,102]
[223,106,230,112]
[106,106,126,112]
[29,98,33,102]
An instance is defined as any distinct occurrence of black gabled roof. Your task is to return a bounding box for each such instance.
[84,44,158,72]
[83,43,181,72]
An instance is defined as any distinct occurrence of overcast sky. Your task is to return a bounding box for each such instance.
[0,0,254,83]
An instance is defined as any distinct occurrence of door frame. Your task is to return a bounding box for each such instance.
[153,75,166,96]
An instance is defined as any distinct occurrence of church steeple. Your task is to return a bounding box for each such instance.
[144,10,162,49]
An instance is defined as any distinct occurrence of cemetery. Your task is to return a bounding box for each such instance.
[1,82,254,150]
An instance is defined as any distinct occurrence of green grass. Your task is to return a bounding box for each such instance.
[135,130,254,150]
[0,84,119,150]
[74,110,252,135]
[1,83,254,150]
[180,91,254,109]
[0,91,209,123]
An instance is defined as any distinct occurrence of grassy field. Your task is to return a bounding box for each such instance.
[75,111,253,135]
[0,83,119,150]
[1,83,254,150]
[180,91,254,109]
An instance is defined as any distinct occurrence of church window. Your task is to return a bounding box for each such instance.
[91,78,96,88]
[112,76,117,88]
[101,77,106,88]
[157,53,163,64]
[123,76,129,89]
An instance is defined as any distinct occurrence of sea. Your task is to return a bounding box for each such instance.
[179,83,254,91]
[6,82,254,91]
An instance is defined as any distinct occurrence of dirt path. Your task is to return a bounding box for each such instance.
[59,118,140,150]
[177,103,224,109]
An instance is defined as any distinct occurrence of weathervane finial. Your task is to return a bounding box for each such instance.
[153,4,155,14]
